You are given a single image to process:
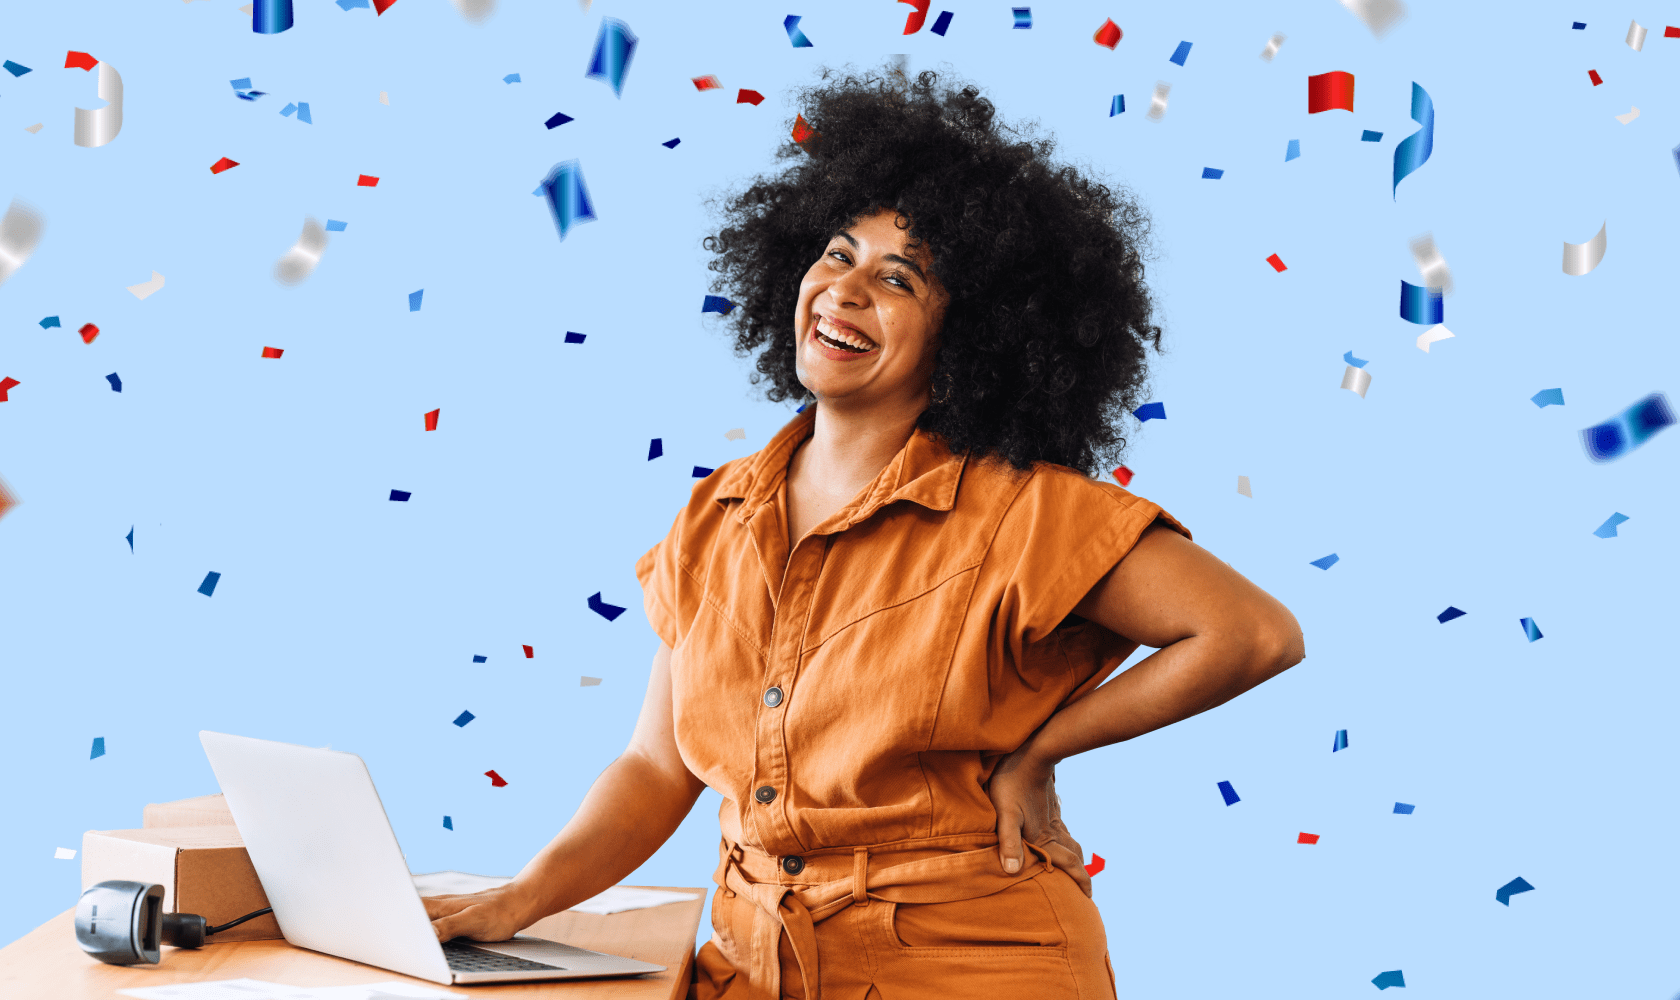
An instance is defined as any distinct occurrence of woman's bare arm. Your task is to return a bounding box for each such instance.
[426,642,705,941]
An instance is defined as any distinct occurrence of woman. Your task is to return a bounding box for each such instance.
[425,68,1304,999]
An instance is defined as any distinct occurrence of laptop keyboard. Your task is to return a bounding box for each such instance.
[442,938,563,972]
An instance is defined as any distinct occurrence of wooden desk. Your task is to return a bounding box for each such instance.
[0,886,704,1000]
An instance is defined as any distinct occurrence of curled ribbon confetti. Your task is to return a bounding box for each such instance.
[1391,82,1433,200]
[0,199,44,287]
[73,61,123,148]
[1561,222,1606,276]
[274,217,329,285]
[253,0,293,34]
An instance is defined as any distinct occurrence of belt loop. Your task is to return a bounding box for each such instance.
[852,847,869,905]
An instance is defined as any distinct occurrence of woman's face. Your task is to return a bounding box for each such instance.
[793,208,948,410]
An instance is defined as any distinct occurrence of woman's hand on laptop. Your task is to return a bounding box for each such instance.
[424,886,531,942]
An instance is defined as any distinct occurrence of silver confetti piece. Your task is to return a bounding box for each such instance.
[73,61,124,148]
[126,270,166,300]
[1614,106,1640,124]
[1337,0,1407,38]
[1237,475,1252,497]
[451,0,495,21]
[1562,222,1607,276]
[1259,33,1285,61]
[0,199,44,288]
[1408,233,1453,297]
[1340,365,1371,398]
[275,217,329,285]
[1416,325,1454,352]
[1146,81,1170,122]
[1626,19,1647,51]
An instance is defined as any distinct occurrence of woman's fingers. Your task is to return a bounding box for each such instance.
[995,805,1025,873]
[421,894,473,921]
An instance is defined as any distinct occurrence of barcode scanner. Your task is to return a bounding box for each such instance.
[74,880,271,965]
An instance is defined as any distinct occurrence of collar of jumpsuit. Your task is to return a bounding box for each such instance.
[636,406,1189,999]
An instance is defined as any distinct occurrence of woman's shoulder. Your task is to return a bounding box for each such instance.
[962,456,1189,539]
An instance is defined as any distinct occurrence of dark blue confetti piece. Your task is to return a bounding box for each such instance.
[40,316,60,329]
[1201,167,1224,179]
[692,466,714,478]
[648,438,663,460]
[4,60,33,77]
[701,295,735,315]
[106,373,122,392]
[1332,729,1348,752]
[1133,401,1166,421]
[198,571,221,596]
[588,591,626,621]
[1012,7,1031,29]
[1520,617,1543,642]
[1109,94,1124,116]
[1393,802,1415,814]
[564,331,586,343]
[443,815,453,829]
[126,527,133,552]
[453,710,475,727]
[1169,41,1192,66]
[930,10,953,35]
[1437,606,1465,623]
[90,737,105,759]
[1372,970,1405,990]
[1572,21,1585,29]
[544,111,574,129]
[1496,876,1534,905]
[390,490,411,501]
[1361,129,1383,141]
[1309,553,1339,570]
[472,654,486,663]
[1217,780,1240,806]
[662,138,681,148]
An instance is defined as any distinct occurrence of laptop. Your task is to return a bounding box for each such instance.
[199,730,667,985]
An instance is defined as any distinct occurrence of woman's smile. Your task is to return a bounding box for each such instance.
[811,312,879,357]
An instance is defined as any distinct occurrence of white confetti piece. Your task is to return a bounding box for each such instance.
[25,123,43,134]
[580,676,602,686]
[1626,19,1647,51]
[1338,0,1407,37]
[1614,106,1639,124]
[1408,233,1453,296]
[1145,81,1170,122]
[73,61,124,148]
[725,427,746,441]
[1237,475,1252,497]
[54,846,76,860]
[1416,325,1454,352]
[1562,221,1607,276]
[0,199,45,288]
[379,91,389,105]
[1340,365,1371,398]
[275,217,329,285]
[126,270,165,300]
[1259,33,1285,61]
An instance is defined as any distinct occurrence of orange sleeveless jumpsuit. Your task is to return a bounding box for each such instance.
[635,409,1189,1000]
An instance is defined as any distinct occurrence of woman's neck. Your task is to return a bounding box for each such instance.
[796,400,923,497]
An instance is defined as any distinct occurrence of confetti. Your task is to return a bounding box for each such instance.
[1109,95,1124,116]
[784,15,812,47]
[1285,139,1300,161]
[1309,553,1339,570]
[443,816,453,829]
[338,0,371,8]
[1236,475,1251,497]
[503,73,520,83]
[1201,167,1224,179]
[1520,617,1543,642]
[471,655,487,664]
[645,438,664,461]
[126,527,133,551]
[485,769,507,787]
[1393,802,1415,814]
[358,174,380,186]
[1013,8,1031,29]
[424,408,439,431]
[24,123,42,134]
[1333,729,1348,752]
[1399,281,1443,325]
[1437,606,1465,623]
[1361,129,1383,142]
[1668,26,1680,37]
[253,0,293,33]
[1416,325,1454,352]
[1341,366,1370,397]
[449,0,492,21]
[0,474,16,523]
[0,378,18,403]
[564,332,586,343]
[702,295,736,315]
[792,114,818,148]
[1587,69,1603,86]
[1573,22,1585,30]
[282,104,298,116]
[325,220,346,231]
[522,644,534,657]
[1133,402,1166,421]
[275,217,328,285]
[1084,853,1104,876]
[64,50,98,71]
[1307,72,1355,113]
[929,10,952,34]
[390,489,411,501]
[198,571,222,596]
[374,0,397,13]
[1169,41,1191,66]
[126,270,165,300]
[0,199,45,288]
[580,676,602,686]
[409,289,423,312]
[545,111,574,129]
[1297,832,1319,845]
[453,710,474,727]
[1371,970,1405,990]
[1259,33,1285,61]
[899,0,931,33]
[693,466,714,478]
[79,323,100,344]
[1496,876,1534,905]
[1531,388,1564,407]
[538,160,596,241]
[1593,513,1629,538]
[1093,18,1121,49]
[40,316,60,329]
[91,737,106,759]
[1580,392,1673,462]
[1145,82,1169,121]
[1338,0,1406,38]
[1392,83,1434,199]
[210,156,239,174]
[1408,233,1453,295]
[1217,780,1240,806]
[737,89,765,105]
[1344,351,1367,367]
[692,74,722,91]
[106,373,122,392]
[725,428,745,440]
[585,17,637,97]
[1111,465,1133,486]
[663,138,681,148]
[379,91,389,105]
[55,847,77,860]
[1626,19,1647,50]
[262,347,283,358]
[3,60,31,77]
[1614,106,1639,124]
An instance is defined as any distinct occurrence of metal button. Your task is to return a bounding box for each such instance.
[782,855,805,876]
[763,686,784,708]
[754,785,777,804]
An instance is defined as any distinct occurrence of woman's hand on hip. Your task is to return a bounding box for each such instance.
[988,741,1094,898]
[424,884,532,943]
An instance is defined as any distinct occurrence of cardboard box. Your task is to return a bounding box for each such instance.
[143,793,234,828]
[79,826,281,942]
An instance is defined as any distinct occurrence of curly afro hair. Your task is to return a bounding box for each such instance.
[704,65,1163,476]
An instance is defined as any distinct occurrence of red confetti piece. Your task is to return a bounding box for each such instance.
[1266,253,1287,272]
[0,474,16,523]
[261,346,283,358]
[791,113,818,148]
[737,89,765,106]
[79,323,100,344]
[523,644,534,658]
[0,377,18,402]
[1112,465,1133,486]
[209,157,239,174]
[1306,71,1355,114]
[692,74,722,91]
[1666,26,1680,38]
[424,408,439,431]
[1092,18,1122,49]
[1084,853,1106,877]
[373,0,398,12]
[899,0,931,34]
[1297,832,1320,845]
[484,769,507,787]
[64,51,98,71]
[1588,69,1603,86]
[357,174,380,187]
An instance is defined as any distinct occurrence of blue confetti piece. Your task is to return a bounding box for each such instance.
[325,220,347,232]
[409,289,423,312]
[1361,129,1383,141]
[40,316,61,329]
[1309,553,1339,570]
[1333,729,1348,752]
[783,14,813,48]
[280,103,297,117]
[1169,41,1192,66]
[106,373,122,392]
[1593,512,1629,538]
[1672,141,1679,179]
[126,527,133,552]
[1392,82,1434,200]
[1572,21,1585,29]
[1217,780,1240,806]
[503,73,521,83]
[930,10,953,34]
[198,571,221,597]
[1399,280,1444,325]
[538,160,597,241]
[692,466,714,478]
[1520,617,1543,642]
[234,91,260,101]
[1012,7,1031,28]
[90,737,105,760]
[1372,970,1405,990]
[588,591,626,621]
[337,0,370,7]
[796,400,811,414]
[1201,167,1224,179]
[472,654,486,663]
[296,102,312,124]
[443,815,453,829]
[390,490,411,501]
[1393,802,1415,814]
[585,17,638,98]
[230,77,253,90]
[702,295,735,315]
[564,331,586,343]
[1133,401,1166,421]
[1437,606,1465,623]
[1581,392,1674,463]
[1530,387,1565,408]
[3,60,32,77]
[648,438,663,460]
[1496,876,1534,906]
[1285,138,1300,161]
[544,111,574,129]
[253,0,294,34]
[1109,94,1124,116]
[662,137,681,148]
[1343,351,1368,368]
[453,710,475,727]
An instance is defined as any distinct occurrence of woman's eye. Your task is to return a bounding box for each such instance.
[886,275,909,289]
[827,249,849,263]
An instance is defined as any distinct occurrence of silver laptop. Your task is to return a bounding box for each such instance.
[199,730,666,985]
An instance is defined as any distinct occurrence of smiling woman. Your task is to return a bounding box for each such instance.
[421,67,1304,1000]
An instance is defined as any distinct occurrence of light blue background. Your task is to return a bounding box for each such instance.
[3,1,1676,996]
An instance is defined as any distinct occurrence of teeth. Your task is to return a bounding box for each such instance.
[816,317,874,351]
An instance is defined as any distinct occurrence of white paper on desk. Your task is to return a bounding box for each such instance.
[118,980,463,1000]
[411,872,700,914]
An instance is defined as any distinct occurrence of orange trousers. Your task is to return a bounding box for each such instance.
[689,836,1118,1000]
